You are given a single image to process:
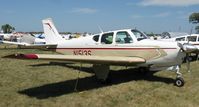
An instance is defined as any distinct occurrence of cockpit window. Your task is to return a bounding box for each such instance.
[187,36,197,42]
[101,32,114,44]
[93,35,99,42]
[115,31,133,44]
[131,29,147,41]
[176,37,185,41]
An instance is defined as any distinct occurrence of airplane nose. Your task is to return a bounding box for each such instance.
[177,43,198,73]
[178,43,197,53]
[182,43,197,53]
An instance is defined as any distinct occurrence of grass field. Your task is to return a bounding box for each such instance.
[0,44,199,107]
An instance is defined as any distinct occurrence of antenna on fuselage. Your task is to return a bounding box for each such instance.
[98,25,104,33]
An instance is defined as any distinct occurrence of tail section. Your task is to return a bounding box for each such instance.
[42,18,64,44]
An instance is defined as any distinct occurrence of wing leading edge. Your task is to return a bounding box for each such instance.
[5,54,146,65]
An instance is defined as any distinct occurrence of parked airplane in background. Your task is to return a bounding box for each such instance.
[1,33,47,46]
[0,33,15,40]
[161,34,199,49]
[5,18,198,87]
[29,33,46,44]
[161,32,188,39]
[31,33,45,39]
[160,34,199,60]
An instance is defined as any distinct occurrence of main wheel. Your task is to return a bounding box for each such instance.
[175,77,184,87]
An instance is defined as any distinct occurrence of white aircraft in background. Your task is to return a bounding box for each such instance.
[29,33,46,44]
[1,33,46,46]
[161,34,199,50]
[160,34,199,59]
[0,33,14,40]
[5,18,198,87]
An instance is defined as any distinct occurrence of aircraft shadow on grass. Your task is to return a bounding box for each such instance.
[30,62,94,74]
[18,62,175,99]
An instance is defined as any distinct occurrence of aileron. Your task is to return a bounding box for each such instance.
[8,54,146,65]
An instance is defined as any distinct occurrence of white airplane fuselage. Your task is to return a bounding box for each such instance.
[49,29,185,70]
[42,18,189,72]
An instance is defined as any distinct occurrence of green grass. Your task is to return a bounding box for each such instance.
[0,44,199,107]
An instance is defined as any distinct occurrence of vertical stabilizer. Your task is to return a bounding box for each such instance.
[42,18,64,44]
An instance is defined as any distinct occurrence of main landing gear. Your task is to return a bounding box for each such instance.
[93,64,110,83]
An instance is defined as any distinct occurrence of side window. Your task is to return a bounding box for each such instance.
[115,31,133,44]
[187,36,197,42]
[93,35,99,42]
[101,33,113,44]
[176,37,185,41]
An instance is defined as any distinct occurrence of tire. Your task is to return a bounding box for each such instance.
[175,77,185,87]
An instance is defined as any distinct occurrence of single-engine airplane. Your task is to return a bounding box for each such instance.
[5,18,198,87]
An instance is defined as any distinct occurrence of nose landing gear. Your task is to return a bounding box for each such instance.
[174,65,184,87]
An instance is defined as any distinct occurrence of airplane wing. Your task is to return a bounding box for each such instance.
[4,54,146,65]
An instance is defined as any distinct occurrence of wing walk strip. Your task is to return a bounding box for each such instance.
[7,54,146,65]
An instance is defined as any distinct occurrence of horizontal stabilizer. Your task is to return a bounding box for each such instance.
[2,41,30,45]
[1,41,57,49]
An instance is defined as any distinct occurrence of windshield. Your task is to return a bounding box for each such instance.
[187,36,197,42]
[131,29,147,41]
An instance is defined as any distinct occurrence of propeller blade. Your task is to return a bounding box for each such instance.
[184,29,193,73]
[186,53,191,72]
[183,43,197,53]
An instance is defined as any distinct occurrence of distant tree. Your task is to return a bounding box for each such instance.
[195,26,199,33]
[1,24,15,33]
[189,12,199,33]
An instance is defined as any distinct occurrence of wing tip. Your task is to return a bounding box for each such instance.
[3,54,38,59]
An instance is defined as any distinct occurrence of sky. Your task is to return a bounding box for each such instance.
[0,0,199,33]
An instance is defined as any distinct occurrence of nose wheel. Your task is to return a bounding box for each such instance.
[175,77,184,87]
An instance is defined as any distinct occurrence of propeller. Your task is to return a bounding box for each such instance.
[178,42,197,73]
[186,36,191,72]
[186,53,191,72]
